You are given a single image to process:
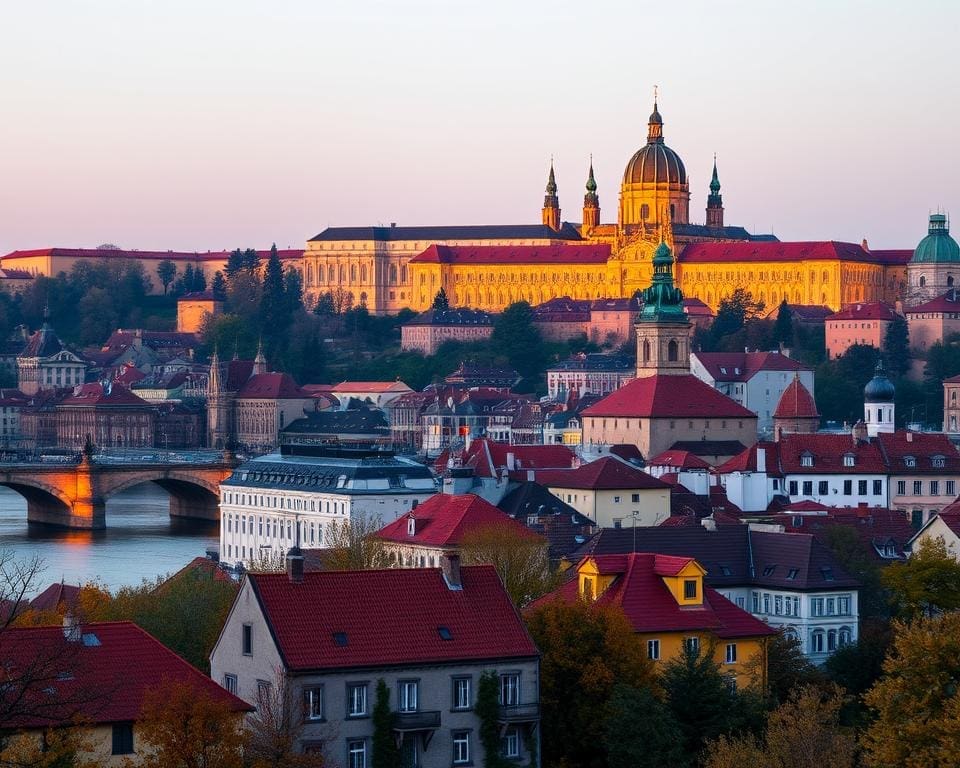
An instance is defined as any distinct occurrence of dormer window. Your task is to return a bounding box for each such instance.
[933,455,946,468]
[843,454,855,467]
[683,579,697,600]
[904,456,916,468]
[407,517,416,536]
[800,453,814,468]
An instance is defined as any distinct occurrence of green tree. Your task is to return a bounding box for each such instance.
[225,248,245,278]
[884,314,910,379]
[157,259,177,295]
[820,524,887,618]
[882,535,960,618]
[710,288,765,344]
[756,630,822,706]
[490,301,546,381]
[212,270,228,300]
[78,287,120,345]
[772,299,794,349]
[432,288,450,311]
[372,679,400,768]
[862,613,960,767]
[476,671,508,768]
[260,244,289,339]
[603,684,686,768]
[524,599,655,768]
[284,264,303,316]
[459,524,554,607]
[313,291,335,316]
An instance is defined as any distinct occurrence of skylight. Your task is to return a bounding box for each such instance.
[438,626,453,641]
[332,632,348,647]
[762,565,776,577]
[820,567,834,582]
[786,568,799,580]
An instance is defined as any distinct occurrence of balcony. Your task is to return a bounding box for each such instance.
[498,703,540,723]
[393,710,442,732]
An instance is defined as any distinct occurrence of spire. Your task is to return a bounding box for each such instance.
[582,156,600,229]
[542,159,561,231]
[586,157,597,193]
[546,160,557,195]
[706,154,724,228]
[638,240,686,323]
[710,155,721,194]
[207,348,222,396]
[253,339,267,375]
[647,90,664,144]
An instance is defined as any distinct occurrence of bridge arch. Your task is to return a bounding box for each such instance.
[96,469,224,523]
[0,478,87,528]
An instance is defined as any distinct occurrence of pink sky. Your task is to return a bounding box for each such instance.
[0,0,957,255]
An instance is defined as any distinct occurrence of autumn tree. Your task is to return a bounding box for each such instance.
[325,517,391,571]
[524,599,654,768]
[459,524,554,607]
[602,684,686,768]
[372,678,400,768]
[134,680,246,768]
[862,612,960,766]
[245,671,326,768]
[882,535,960,618]
[157,259,177,295]
[0,726,97,768]
[704,685,855,768]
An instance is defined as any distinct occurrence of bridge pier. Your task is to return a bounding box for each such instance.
[27,499,106,530]
[168,488,219,522]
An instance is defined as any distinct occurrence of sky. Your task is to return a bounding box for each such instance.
[0,0,957,255]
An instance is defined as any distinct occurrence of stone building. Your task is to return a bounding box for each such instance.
[400,308,494,355]
[176,291,223,333]
[55,383,156,449]
[904,288,960,353]
[16,316,87,396]
[824,302,900,360]
[906,213,960,305]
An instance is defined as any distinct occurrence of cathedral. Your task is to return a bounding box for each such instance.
[302,99,913,315]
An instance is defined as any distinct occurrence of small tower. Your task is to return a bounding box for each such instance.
[634,238,691,378]
[253,340,267,376]
[706,155,724,228]
[773,373,820,437]
[582,158,600,230]
[206,348,231,449]
[542,161,561,231]
[864,359,896,437]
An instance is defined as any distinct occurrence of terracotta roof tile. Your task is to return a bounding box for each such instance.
[694,351,810,382]
[535,456,669,491]
[236,372,305,399]
[826,302,900,321]
[680,240,879,265]
[773,376,819,419]
[581,374,756,419]
[409,243,610,265]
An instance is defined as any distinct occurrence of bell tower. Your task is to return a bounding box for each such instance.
[634,237,691,378]
[582,158,600,230]
[706,155,724,228]
[542,161,561,231]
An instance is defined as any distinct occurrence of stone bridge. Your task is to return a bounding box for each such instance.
[0,453,238,529]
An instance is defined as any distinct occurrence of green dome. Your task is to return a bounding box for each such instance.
[912,214,960,264]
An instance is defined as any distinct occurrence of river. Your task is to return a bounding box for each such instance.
[0,483,219,595]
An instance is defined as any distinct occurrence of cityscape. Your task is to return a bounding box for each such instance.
[1,2,960,767]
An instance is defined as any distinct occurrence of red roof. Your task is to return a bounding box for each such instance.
[2,247,302,263]
[236,372,305,399]
[777,433,888,474]
[410,243,611,265]
[332,381,411,393]
[773,376,819,419]
[694,351,810,382]
[867,249,913,265]
[826,302,900,321]
[532,553,776,639]
[437,438,576,478]
[535,456,670,491]
[680,240,882,265]
[0,621,251,728]
[875,431,960,473]
[648,449,712,470]
[114,364,146,386]
[716,441,781,475]
[58,382,152,408]
[905,289,960,314]
[581,374,756,419]
[248,567,538,672]
[376,494,541,547]
[225,360,254,391]
[28,583,81,613]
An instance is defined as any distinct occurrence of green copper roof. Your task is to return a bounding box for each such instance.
[546,163,557,195]
[912,213,960,264]
[639,241,688,323]
[710,158,721,194]
[586,162,597,193]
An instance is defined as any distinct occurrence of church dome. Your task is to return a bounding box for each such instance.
[912,213,960,264]
[864,360,895,403]
[622,102,687,186]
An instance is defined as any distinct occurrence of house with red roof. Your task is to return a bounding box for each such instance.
[879,431,960,526]
[907,498,960,560]
[531,552,775,687]
[772,374,820,436]
[824,301,900,360]
[375,493,546,569]
[904,288,960,353]
[211,561,540,768]
[0,620,250,765]
[690,350,814,435]
[330,380,414,408]
[944,374,960,434]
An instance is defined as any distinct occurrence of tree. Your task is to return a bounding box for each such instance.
[225,249,246,278]
[884,314,910,379]
[324,517,391,571]
[313,292,335,317]
[603,684,686,768]
[710,289,765,344]
[705,685,855,768]
[524,599,654,768]
[882,535,960,618]
[261,245,288,333]
[862,612,960,767]
[490,301,546,380]
[134,680,245,768]
[284,265,304,316]
[476,671,508,768]
[157,259,177,295]
[459,525,554,607]
[244,671,326,768]
[0,726,97,768]
[753,630,822,706]
[372,679,400,768]
[820,524,887,618]
[432,288,450,311]
[212,271,228,301]
[771,299,794,349]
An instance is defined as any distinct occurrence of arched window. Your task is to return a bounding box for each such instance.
[306,263,314,285]
[350,264,357,282]
[920,275,926,287]
[389,265,398,284]
[812,630,825,654]
[360,265,367,283]
[328,265,335,282]
[839,627,852,647]
[338,265,345,283]
[827,629,838,652]
[642,340,651,362]
[670,204,675,220]
[949,275,955,287]
[640,203,649,220]
[668,339,678,361]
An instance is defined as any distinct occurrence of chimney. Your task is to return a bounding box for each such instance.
[441,553,462,590]
[756,446,766,473]
[906,431,914,443]
[62,613,82,643]
[286,546,305,583]
[506,452,516,471]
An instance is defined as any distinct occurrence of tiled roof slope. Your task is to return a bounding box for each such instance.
[581,374,756,419]
[875,431,960,473]
[0,621,250,728]
[680,240,881,265]
[648,450,712,470]
[236,372,305,399]
[249,567,538,672]
[375,494,541,547]
[695,351,810,382]
[535,456,669,490]
[905,289,960,314]
[777,434,887,474]
[773,376,819,419]
[410,244,610,265]
[826,302,899,321]
[58,383,152,408]
[435,438,576,477]
[309,223,583,242]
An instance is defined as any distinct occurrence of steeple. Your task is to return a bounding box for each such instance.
[542,160,561,231]
[582,157,600,229]
[634,239,691,378]
[706,154,724,228]
[253,339,267,376]
[207,348,222,396]
[647,98,664,144]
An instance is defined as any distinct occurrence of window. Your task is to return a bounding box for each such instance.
[931,481,940,496]
[897,480,906,496]
[811,598,824,616]
[223,674,237,695]
[613,496,621,503]
[913,481,923,496]
[684,636,700,655]
[933,456,946,469]
[453,732,471,765]
[843,454,855,467]
[304,686,324,721]
[398,680,419,712]
[774,595,783,615]
[826,597,836,615]
[453,677,472,710]
[818,480,828,495]
[843,480,852,496]
[802,481,813,496]
[838,595,851,615]
[500,673,520,707]
[647,639,661,660]
[812,631,825,654]
[752,593,760,612]
[725,643,737,664]
[858,480,868,496]
[683,579,697,600]
[800,454,813,467]
[873,479,882,496]
[631,493,640,503]
[788,480,798,496]
[786,568,799,580]
[347,683,368,717]
[763,593,771,614]
[112,723,134,755]
[502,726,521,758]
[242,624,252,656]
[948,481,956,496]
[904,456,917,468]
[348,740,366,768]
[257,680,272,710]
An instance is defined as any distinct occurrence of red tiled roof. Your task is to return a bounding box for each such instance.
[0,621,251,728]
[782,500,831,512]
[532,553,775,638]
[680,240,881,265]
[2,247,302,262]
[773,376,819,419]
[437,438,576,478]
[28,583,81,613]
[904,289,960,314]
[248,567,538,672]
[236,372,305,399]
[716,442,781,475]
[826,302,899,321]
[876,431,960,473]
[648,450,712,470]
[332,381,411,394]
[867,249,913,265]
[581,374,756,419]
[376,494,540,547]
[410,243,611,265]
[694,351,810,382]
[777,433,888,474]
[58,383,152,408]
[535,456,669,491]
[114,365,146,386]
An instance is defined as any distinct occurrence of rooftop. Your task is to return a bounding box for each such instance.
[581,374,756,419]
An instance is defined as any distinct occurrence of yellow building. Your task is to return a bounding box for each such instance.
[535,552,775,689]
